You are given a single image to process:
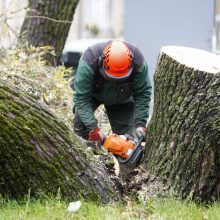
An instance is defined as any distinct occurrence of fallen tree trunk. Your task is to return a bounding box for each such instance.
[145,46,220,201]
[0,79,120,203]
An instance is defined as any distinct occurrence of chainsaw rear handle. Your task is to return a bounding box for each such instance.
[116,136,144,165]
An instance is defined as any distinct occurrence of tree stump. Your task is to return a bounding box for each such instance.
[145,46,220,201]
[0,80,120,203]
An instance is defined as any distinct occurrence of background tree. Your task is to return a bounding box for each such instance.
[145,46,220,202]
[20,0,79,65]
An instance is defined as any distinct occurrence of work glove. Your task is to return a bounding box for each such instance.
[88,128,105,143]
[135,126,147,139]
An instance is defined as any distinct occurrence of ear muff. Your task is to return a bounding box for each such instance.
[98,55,105,68]
[129,51,134,70]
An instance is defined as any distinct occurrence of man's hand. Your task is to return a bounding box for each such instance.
[135,126,147,139]
[88,128,105,143]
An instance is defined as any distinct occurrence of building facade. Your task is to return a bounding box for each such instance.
[0,0,27,47]
[66,0,124,43]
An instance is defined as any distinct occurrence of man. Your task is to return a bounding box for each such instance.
[73,40,152,143]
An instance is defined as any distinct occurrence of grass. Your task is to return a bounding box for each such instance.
[0,196,220,220]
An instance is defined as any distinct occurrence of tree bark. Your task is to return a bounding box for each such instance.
[145,46,220,202]
[20,0,79,65]
[0,79,120,203]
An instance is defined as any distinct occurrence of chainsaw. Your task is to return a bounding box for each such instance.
[102,134,144,166]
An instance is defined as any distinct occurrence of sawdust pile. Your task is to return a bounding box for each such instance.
[122,167,168,201]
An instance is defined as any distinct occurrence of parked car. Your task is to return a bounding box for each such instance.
[60,38,112,71]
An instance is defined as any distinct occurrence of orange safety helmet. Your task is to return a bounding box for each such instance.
[101,41,133,81]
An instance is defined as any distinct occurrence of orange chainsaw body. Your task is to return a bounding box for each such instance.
[103,134,136,158]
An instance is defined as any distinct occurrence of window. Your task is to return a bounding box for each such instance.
[84,0,111,37]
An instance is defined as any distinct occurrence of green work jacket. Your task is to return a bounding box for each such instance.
[73,41,152,131]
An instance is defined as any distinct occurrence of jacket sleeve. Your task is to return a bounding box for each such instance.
[133,60,152,127]
[73,60,98,131]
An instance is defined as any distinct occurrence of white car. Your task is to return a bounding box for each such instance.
[60,38,112,70]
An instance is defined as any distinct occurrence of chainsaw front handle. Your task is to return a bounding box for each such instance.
[116,136,144,165]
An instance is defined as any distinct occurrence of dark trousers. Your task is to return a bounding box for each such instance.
[73,100,135,140]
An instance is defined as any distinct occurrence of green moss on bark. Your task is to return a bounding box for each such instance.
[145,48,220,202]
[0,80,119,203]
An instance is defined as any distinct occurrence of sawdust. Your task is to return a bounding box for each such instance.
[121,166,168,201]
[82,142,168,201]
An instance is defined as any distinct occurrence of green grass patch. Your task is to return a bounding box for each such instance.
[0,196,220,220]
